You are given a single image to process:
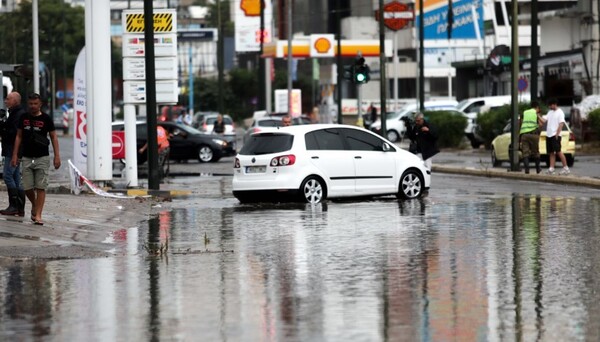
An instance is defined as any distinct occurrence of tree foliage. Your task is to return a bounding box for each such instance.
[0,0,85,81]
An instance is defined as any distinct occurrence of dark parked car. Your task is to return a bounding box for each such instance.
[112,121,236,163]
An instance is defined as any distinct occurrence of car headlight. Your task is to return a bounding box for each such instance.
[212,139,226,146]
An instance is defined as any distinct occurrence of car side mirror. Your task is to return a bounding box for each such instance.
[382,142,391,152]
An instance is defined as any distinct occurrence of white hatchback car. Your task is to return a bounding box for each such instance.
[232,124,431,204]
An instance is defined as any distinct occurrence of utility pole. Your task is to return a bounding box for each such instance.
[287,0,293,116]
[379,0,387,135]
[33,0,40,93]
[531,0,538,102]
[510,0,520,171]
[258,0,266,110]
[336,0,343,124]
[144,0,160,189]
[418,0,424,111]
[217,0,224,114]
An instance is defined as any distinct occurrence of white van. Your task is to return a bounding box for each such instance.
[370,100,458,142]
[456,94,530,148]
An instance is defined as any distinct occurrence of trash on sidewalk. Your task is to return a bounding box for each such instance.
[68,159,134,199]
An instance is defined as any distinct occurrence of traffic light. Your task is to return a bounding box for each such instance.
[353,57,370,84]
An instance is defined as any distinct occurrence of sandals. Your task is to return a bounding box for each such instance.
[31,210,43,225]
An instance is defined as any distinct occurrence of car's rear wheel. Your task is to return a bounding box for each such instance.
[300,176,326,204]
[198,145,214,163]
[491,148,501,167]
[387,130,400,143]
[397,169,424,200]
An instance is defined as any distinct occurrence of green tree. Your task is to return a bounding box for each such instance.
[0,0,85,84]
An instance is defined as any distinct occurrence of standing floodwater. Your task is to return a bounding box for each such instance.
[0,175,599,341]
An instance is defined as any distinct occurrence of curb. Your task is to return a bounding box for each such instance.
[432,165,600,189]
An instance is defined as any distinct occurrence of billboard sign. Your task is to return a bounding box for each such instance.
[416,0,483,40]
[235,0,273,52]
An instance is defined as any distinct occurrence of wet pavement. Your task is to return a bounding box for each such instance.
[1,175,600,340]
[0,135,599,340]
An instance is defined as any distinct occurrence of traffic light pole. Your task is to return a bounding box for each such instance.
[357,84,363,126]
[379,0,387,137]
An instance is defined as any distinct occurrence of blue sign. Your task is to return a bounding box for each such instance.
[416,0,483,40]
[518,78,528,92]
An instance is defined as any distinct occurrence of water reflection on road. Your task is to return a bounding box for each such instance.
[1,177,600,341]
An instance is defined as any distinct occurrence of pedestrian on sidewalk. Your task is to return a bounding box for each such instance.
[538,98,570,175]
[0,91,27,216]
[404,112,439,170]
[519,101,544,174]
[11,93,61,225]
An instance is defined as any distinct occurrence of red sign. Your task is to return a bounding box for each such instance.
[375,1,414,31]
[112,131,125,159]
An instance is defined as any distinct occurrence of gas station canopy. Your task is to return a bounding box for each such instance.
[262,35,393,59]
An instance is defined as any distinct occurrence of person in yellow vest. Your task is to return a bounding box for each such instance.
[518,101,544,174]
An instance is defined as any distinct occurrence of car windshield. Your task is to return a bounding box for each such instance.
[176,124,204,135]
[240,133,294,155]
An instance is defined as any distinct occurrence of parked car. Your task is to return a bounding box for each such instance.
[370,100,458,142]
[456,95,531,148]
[490,121,576,167]
[112,121,236,163]
[242,116,287,144]
[197,113,236,137]
[233,124,431,204]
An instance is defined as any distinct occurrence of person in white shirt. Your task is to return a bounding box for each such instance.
[538,98,569,175]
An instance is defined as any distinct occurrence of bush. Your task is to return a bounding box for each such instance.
[476,102,533,148]
[588,108,600,138]
[423,110,467,148]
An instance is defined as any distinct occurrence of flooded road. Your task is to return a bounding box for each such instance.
[1,175,600,341]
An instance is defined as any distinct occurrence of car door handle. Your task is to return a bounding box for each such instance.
[311,156,319,159]
[355,156,362,159]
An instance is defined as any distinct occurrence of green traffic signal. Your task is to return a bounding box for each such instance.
[354,65,370,84]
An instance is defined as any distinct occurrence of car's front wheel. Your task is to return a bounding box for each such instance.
[387,130,400,143]
[300,176,326,204]
[491,148,501,167]
[397,169,424,200]
[198,145,214,163]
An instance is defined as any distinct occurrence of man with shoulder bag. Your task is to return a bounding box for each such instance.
[11,93,61,225]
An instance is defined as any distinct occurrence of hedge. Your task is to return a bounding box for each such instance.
[588,108,600,138]
[423,110,467,148]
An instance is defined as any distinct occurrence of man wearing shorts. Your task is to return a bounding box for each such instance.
[539,98,569,175]
[11,93,61,225]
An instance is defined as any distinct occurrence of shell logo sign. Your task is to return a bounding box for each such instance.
[310,34,335,58]
[240,0,261,16]
[314,38,332,54]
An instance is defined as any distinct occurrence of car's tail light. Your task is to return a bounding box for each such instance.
[252,127,261,134]
[234,158,240,168]
[569,132,575,141]
[270,154,296,167]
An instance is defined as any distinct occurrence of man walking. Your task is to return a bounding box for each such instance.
[11,93,61,225]
[538,98,570,175]
[405,112,439,170]
[0,92,27,216]
[519,101,543,174]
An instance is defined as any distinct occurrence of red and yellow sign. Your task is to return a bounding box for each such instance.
[310,35,335,57]
[240,0,261,16]
[263,37,393,59]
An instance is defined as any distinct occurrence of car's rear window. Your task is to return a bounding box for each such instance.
[258,119,281,127]
[240,133,293,155]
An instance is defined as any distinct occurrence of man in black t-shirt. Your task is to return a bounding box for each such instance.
[0,91,27,216]
[11,93,61,226]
